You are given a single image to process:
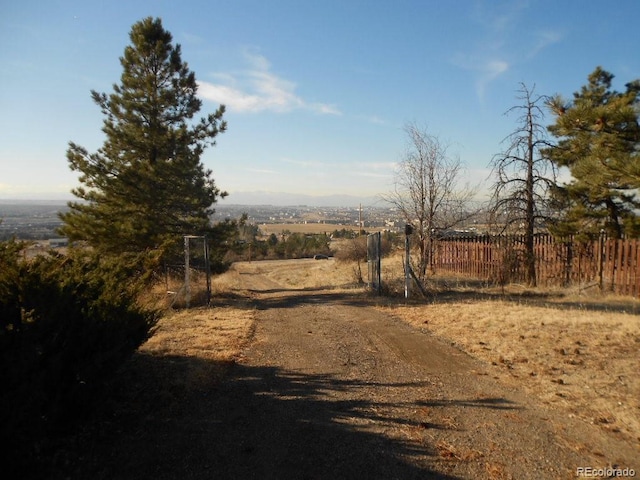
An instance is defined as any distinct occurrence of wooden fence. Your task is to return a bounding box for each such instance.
[431,234,640,297]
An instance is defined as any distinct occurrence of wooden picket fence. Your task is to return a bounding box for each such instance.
[431,234,640,297]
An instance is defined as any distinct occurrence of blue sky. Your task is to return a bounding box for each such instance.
[1,0,639,205]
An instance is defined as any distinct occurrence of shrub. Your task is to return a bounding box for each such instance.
[0,242,159,474]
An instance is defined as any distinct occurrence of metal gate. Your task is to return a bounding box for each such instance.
[367,232,382,294]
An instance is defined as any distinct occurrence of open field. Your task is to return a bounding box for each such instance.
[258,222,352,236]
[258,222,385,236]
[211,256,361,292]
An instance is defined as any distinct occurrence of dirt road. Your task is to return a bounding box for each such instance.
[196,261,638,479]
[69,259,638,479]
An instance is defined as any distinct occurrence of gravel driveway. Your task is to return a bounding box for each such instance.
[64,260,638,479]
[195,264,638,479]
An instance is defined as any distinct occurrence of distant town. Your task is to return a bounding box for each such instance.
[0,202,401,241]
[211,204,405,231]
[1,201,488,243]
[0,202,71,241]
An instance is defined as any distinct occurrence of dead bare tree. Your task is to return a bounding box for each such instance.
[384,122,478,281]
[489,83,557,286]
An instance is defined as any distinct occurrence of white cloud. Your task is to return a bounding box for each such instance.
[354,161,396,171]
[355,114,388,126]
[311,103,342,116]
[198,51,341,115]
[244,167,278,175]
[528,30,563,59]
[477,59,510,100]
[454,1,563,102]
[197,83,264,112]
[280,157,326,168]
[452,54,510,102]
[484,60,509,77]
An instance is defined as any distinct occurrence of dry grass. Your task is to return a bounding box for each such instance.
[214,257,367,292]
[376,254,640,446]
[434,439,483,463]
[259,223,353,235]
[142,307,254,361]
[136,304,255,391]
[253,258,362,290]
[258,223,387,236]
[136,263,257,396]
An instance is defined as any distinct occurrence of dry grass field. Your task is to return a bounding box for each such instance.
[139,306,254,383]
[258,223,387,236]
[211,257,361,292]
[258,222,355,236]
[376,253,640,447]
[380,301,640,442]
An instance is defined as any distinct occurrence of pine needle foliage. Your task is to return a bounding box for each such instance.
[545,67,640,239]
[60,17,227,260]
[0,242,159,476]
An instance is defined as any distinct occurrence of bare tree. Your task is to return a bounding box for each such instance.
[490,83,557,286]
[384,122,477,281]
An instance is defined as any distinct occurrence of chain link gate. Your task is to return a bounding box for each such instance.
[367,232,382,295]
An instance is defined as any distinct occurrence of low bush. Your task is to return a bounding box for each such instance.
[234,233,332,261]
[0,241,159,475]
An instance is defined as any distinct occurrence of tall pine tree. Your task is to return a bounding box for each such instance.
[546,67,640,239]
[60,17,227,258]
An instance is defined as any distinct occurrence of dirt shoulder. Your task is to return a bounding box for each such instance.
[379,299,640,448]
[61,259,638,479]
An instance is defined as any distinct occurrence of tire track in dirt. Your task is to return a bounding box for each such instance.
[213,265,638,479]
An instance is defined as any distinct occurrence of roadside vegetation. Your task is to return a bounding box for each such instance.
[226,231,333,262]
[375,251,640,447]
[0,241,159,476]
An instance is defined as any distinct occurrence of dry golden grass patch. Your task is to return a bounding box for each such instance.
[258,223,388,236]
[259,223,350,235]
[228,257,366,291]
[142,307,254,361]
[262,259,360,290]
[138,302,255,390]
[379,299,640,444]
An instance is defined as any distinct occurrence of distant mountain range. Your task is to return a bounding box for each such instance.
[0,191,390,208]
[0,199,70,205]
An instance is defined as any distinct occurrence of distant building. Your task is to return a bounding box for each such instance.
[49,238,68,248]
